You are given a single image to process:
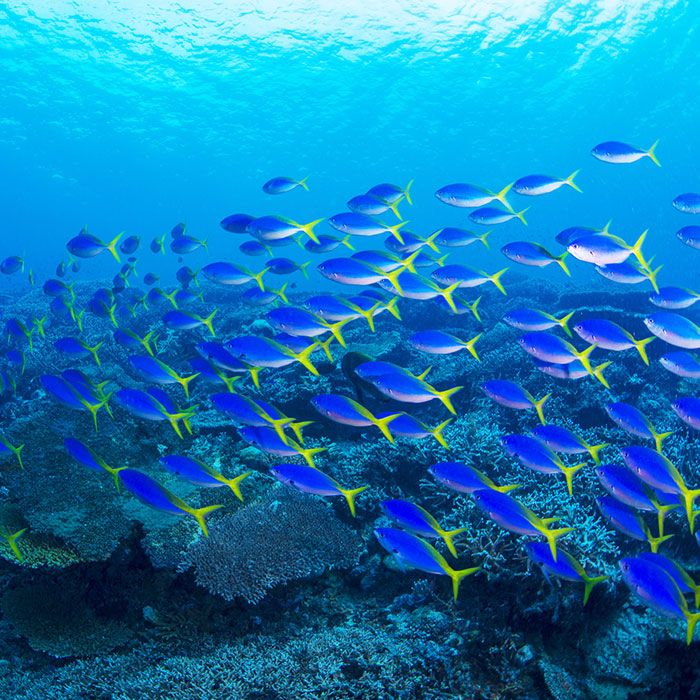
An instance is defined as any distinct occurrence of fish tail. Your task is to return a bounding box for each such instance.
[252,267,268,291]
[436,253,450,266]
[294,343,320,375]
[653,429,676,453]
[533,393,550,425]
[301,218,324,244]
[516,208,529,225]
[494,483,521,493]
[634,336,655,365]
[291,235,305,251]
[463,333,482,361]
[339,485,369,518]
[560,463,585,496]
[352,301,379,333]
[402,179,414,205]
[319,335,335,362]
[165,289,179,309]
[188,504,223,538]
[388,200,403,220]
[277,282,289,304]
[647,139,660,167]
[372,413,401,444]
[289,420,313,445]
[440,526,468,558]
[630,229,648,267]
[298,261,311,280]
[270,419,294,443]
[326,319,348,348]
[1,528,27,562]
[299,175,310,191]
[652,501,679,538]
[223,471,252,501]
[201,309,218,338]
[448,565,480,602]
[106,233,122,262]
[388,221,407,245]
[490,268,508,295]
[178,373,199,401]
[682,488,700,534]
[431,418,452,450]
[385,297,402,320]
[467,296,482,322]
[222,374,238,393]
[556,251,571,277]
[9,443,24,470]
[383,267,404,295]
[592,361,612,388]
[648,532,673,553]
[401,249,421,274]
[576,343,597,376]
[142,330,157,356]
[75,309,85,332]
[557,310,575,337]
[542,527,575,561]
[424,230,441,252]
[643,264,662,293]
[685,611,700,646]
[586,442,608,465]
[581,574,609,606]
[247,366,262,389]
[108,466,127,493]
[340,234,355,251]
[100,391,115,419]
[495,182,514,212]
[693,584,700,611]
[298,446,328,468]
[439,282,461,313]
[165,412,188,439]
[436,385,463,415]
[565,169,582,193]
[477,230,492,250]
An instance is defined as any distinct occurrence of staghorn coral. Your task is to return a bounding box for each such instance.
[187,486,364,603]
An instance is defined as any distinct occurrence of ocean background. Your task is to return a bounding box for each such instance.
[1,0,698,287]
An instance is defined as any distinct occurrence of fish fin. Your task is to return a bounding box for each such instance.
[289,420,314,445]
[685,611,700,646]
[7,442,24,470]
[540,517,561,525]
[495,182,514,212]
[339,485,369,517]
[224,471,252,501]
[352,300,380,333]
[188,504,223,538]
[293,342,320,375]
[463,333,482,361]
[533,393,550,425]
[592,361,612,388]
[319,335,335,362]
[88,342,103,367]
[402,179,414,206]
[541,527,575,562]
[277,282,289,304]
[299,175,310,191]
[106,233,122,262]
[634,336,655,365]
[557,310,575,337]
[682,488,700,534]
[326,319,350,348]
[178,373,199,401]
[439,282,461,313]
[495,483,521,493]
[436,385,463,415]
[440,526,468,557]
[385,297,401,320]
[382,267,404,295]
[601,220,612,233]
[165,289,179,309]
[164,412,189,439]
[298,446,328,468]
[401,249,421,274]
[630,229,648,267]
[301,218,324,244]
[586,443,608,465]
[642,264,662,294]
[565,169,582,193]
[142,330,157,356]
[424,230,441,252]
[417,366,432,381]
[648,532,673,554]
[559,463,585,496]
[647,139,660,167]
[372,413,401,444]
[248,366,262,389]
[201,309,218,338]
[516,208,529,225]
[479,230,492,250]
[653,429,676,453]
[1,528,27,562]
[388,200,402,220]
[108,466,127,493]
[581,574,609,606]
[448,565,480,602]
[341,234,355,251]
[387,221,407,245]
[490,268,508,295]
[575,343,597,376]
[253,267,268,291]
[556,251,571,277]
[468,296,482,323]
[431,418,453,450]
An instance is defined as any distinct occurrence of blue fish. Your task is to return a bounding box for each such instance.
[64,437,124,490]
[159,455,251,500]
[428,461,520,495]
[220,213,255,233]
[591,140,659,165]
[596,495,671,552]
[262,176,309,195]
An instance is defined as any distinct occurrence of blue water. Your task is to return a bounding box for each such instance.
[1,1,699,287]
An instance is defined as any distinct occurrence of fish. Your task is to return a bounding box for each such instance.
[481,380,550,425]
[596,496,670,552]
[143,272,160,286]
[431,264,507,294]
[347,193,402,219]
[374,527,479,601]
[43,278,74,298]
[1,255,24,275]
[409,331,481,359]
[147,287,179,309]
[637,552,700,609]
[265,307,350,347]
[605,402,674,452]
[64,437,125,490]
[500,434,584,496]
[189,359,238,392]
[271,463,367,517]
[115,388,195,439]
[596,462,679,537]
[317,257,404,294]
[368,373,463,414]
[555,221,611,246]
[660,352,700,378]
[310,394,400,443]
[262,175,309,194]
[6,349,26,375]
[671,396,700,434]
[31,315,48,339]
[366,181,413,205]
[176,265,199,287]
[501,242,570,275]
[434,182,512,209]
[0,434,24,469]
[303,294,382,331]
[163,309,218,337]
[201,262,267,289]
[595,260,661,291]
[672,193,700,214]
[0,528,27,562]
[265,257,311,277]
[128,356,199,399]
[170,235,208,255]
[512,171,581,196]
[175,289,204,307]
[525,542,608,605]
[649,287,700,310]
[159,455,251,500]
[428,461,520,495]
[171,222,187,238]
[376,412,452,449]
[351,249,418,274]
[225,335,320,376]
[531,424,607,465]
[220,213,255,233]
[517,332,597,376]
[676,225,700,249]
[619,446,700,532]
[567,231,648,267]
[433,294,482,321]
[341,352,391,404]
[644,312,700,348]
[377,271,461,312]
[591,140,659,165]
[119,468,222,538]
[384,229,440,254]
[54,337,104,367]
[120,235,140,255]
[573,318,655,365]
[304,234,355,254]
[468,207,527,226]
[150,235,166,254]
[327,212,407,244]
[503,308,574,337]
[247,215,323,244]
[40,374,110,430]
[67,231,122,261]
[619,556,700,646]
[240,240,271,257]
[239,426,326,467]
[6,318,35,352]
[210,392,303,440]
[472,488,573,560]
[242,285,289,308]
[196,341,263,387]
[354,360,431,382]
